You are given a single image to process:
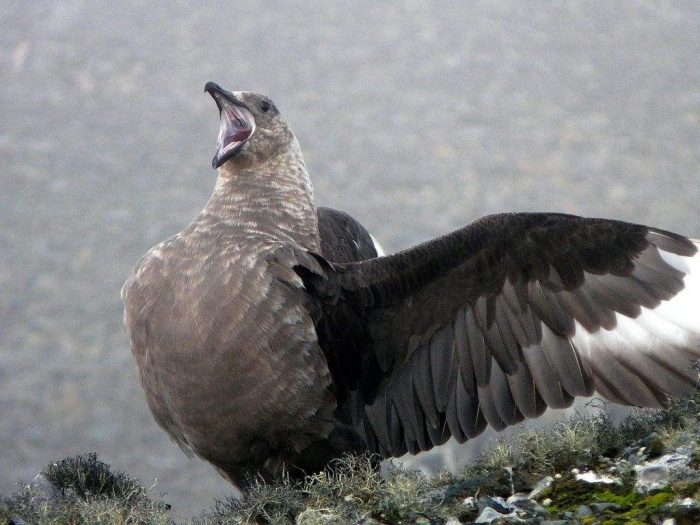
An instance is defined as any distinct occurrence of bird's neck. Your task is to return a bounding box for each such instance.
[201,145,321,252]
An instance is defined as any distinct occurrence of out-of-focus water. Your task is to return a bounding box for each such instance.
[1,1,699,519]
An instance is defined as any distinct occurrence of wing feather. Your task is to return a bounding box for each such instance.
[302,213,700,458]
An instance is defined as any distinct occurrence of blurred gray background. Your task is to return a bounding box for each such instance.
[2,0,699,519]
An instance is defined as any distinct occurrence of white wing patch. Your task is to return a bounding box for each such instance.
[653,245,700,333]
[569,241,700,405]
[370,234,387,257]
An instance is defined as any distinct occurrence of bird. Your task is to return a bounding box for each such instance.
[122,81,700,489]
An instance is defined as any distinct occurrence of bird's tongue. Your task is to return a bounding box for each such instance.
[218,103,255,155]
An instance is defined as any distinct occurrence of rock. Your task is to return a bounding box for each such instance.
[574,470,620,484]
[474,506,519,524]
[506,495,549,516]
[590,502,621,512]
[635,463,671,492]
[436,472,514,503]
[528,476,553,499]
[634,452,691,492]
[621,432,665,464]
[28,473,63,499]
[463,496,477,510]
[664,496,700,522]
[444,518,462,525]
[677,496,698,508]
[505,495,533,509]
[575,505,593,517]
[477,496,511,513]
[472,496,533,523]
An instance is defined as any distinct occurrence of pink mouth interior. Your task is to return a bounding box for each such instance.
[218,103,255,154]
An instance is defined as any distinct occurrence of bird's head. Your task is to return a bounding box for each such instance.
[204,82,295,170]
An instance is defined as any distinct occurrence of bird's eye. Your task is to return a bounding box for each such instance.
[260,100,270,113]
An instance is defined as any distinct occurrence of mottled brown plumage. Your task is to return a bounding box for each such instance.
[123,83,700,487]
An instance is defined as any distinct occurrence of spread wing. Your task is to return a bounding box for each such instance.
[300,212,700,458]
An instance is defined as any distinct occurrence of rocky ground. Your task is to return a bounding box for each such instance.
[3,395,700,525]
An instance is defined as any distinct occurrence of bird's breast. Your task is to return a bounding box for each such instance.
[126,242,335,466]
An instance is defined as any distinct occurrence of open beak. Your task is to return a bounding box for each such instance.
[204,82,256,168]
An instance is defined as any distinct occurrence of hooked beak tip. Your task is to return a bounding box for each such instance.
[204,81,220,94]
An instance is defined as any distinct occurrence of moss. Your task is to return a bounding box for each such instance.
[543,475,599,509]
[593,489,640,507]
[643,491,674,507]
[617,491,675,522]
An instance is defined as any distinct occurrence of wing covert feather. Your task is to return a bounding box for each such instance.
[301,213,700,458]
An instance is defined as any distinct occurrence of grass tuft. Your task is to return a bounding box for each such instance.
[461,395,697,484]
[0,453,169,525]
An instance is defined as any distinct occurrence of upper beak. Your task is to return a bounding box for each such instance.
[205,82,256,168]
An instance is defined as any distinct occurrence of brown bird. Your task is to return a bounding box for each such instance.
[122,82,700,488]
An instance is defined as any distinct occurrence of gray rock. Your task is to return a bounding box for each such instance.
[590,502,621,512]
[574,470,620,484]
[463,496,478,510]
[620,432,665,464]
[676,496,698,509]
[435,473,515,503]
[528,476,554,500]
[26,473,63,499]
[634,452,691,492]
[506,495,549,516]
[575,505,593,517]
[635,463,672,492]
[478,496,512,514]
[506,495,534,509]
[474,506,519,524]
